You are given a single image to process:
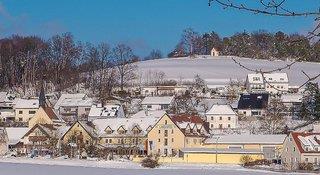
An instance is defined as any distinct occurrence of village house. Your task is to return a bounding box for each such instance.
[54,93,92,122]
[141,96,174,111]
[14,98,39,123]
[0,92,16,122]
[88,104,125,121]
[281,132,320,170]
[141,86,188,96]
[61,121,97,146]
[4,127,29,154]
[206,104,238,129]
[280,94,303,117]
[21,124,63,155]
[93,115,160,156]
[245,73,289,94]
[237,93,269,117]
[147,114,209,157]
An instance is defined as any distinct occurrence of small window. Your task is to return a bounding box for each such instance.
[158,130,161,134]
[147,105,152,109]
[228,124,231,128]
[171,138,174,142]
[19,111,23,114]
[228,117,231,121]
[305,158,309,162]
[18,118,23,121]
[109,139,112,143]
[158,138,160,142]
[293,147,295,152]
[106,139,109,144]
[211,124,213,128]
[165,120,167,125]
[164,138,168,146]
[164,130,168,137]
[29,111,36,114]
[219,116,222,120]
[211,116,213,120]
[171,129,174,134]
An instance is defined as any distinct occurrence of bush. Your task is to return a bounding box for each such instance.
[141,157,159,168]
[298,163,314,171]
[245,159,271,167]
[240,155,253,166]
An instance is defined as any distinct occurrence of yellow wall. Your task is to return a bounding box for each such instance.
[15,108,38,122]
[183,153,264,164]
[28,107,53,128]
[62,122,95,145]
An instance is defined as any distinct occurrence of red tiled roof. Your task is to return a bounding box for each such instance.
[291,132,320,154]
[171,114,204,124]
[43,107,59,120]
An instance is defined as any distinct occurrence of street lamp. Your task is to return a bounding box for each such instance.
[211,136,221,163]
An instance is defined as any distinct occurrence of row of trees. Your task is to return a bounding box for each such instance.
[168,28,320,62]
[0,33,139,101]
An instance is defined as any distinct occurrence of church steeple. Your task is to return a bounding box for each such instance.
[39,80,46,108]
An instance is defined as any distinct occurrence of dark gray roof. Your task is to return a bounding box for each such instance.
[237,93,269,110]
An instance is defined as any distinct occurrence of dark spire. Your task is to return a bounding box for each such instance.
[39,80,46,107]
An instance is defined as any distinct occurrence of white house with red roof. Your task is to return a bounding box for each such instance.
[281,132,320,170]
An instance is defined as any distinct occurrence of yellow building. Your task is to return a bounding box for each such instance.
[14,99,39,123]
[28,106,65,128]
[181,148,264,164]
[92,115,160,156]
[147,114,209,156]
[202,134,286,160]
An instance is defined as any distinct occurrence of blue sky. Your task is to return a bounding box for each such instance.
[0,0,318,57]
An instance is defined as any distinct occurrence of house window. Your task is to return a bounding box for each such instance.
[315,158,318,164]
[171,129,174,134]
[186,139,189,144]
[158,138,160,142]
[19,111,23,114]
[106,139,109,143]
[243,111,246,115]
[305,158,309,162]
[165,120,167,125]
[164,149,168,156]
[172,138,174,142]
[293,147,295,152]
[228,124,231,128]
[147,105,152,109]
[18,118,22,121]
[164,138,168,146]
[219,124,223,129]
[193,139,197,144]
[164,130,168,137]
[219,117,222,120]
[29,111,36,114]
[228,117,231,121]
[118,139,121,144]
[211,116,213,120]
[211,124,213,128]
[158,130,161,134]
[109,139,112,143]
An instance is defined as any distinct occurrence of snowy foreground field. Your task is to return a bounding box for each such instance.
[138,56,320,85]
[0,158,314,175]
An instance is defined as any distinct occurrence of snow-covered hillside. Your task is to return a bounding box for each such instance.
[137,56,320,86]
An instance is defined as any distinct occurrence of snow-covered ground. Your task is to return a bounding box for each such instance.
[0,158,314,175]
[137,56,320,86]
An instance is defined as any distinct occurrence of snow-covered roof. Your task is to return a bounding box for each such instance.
[58,97,92,107]
[5,127,29,145]
[206,104,236,115]
[88,104,123,118]
[54,93,87,109]
[130,110,166,119]
[205,134,286,144]
[14,98,39,109]
[281,94,303,103]
[181,148,263,154]
[92,116,160,136]
[141,96,174,105]
[247,73,288,84]
[0,92,6,102]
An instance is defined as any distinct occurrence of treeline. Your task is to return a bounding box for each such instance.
[0,33,139,92]
[168,28,320,62]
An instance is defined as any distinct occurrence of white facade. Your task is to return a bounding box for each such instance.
[245,73,289,94]
[14,98,39,122]
[206,104,238,129]
[141,96,174,111]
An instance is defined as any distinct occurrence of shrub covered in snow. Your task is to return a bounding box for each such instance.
[298,162,314,171]
[141,156,159,168]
